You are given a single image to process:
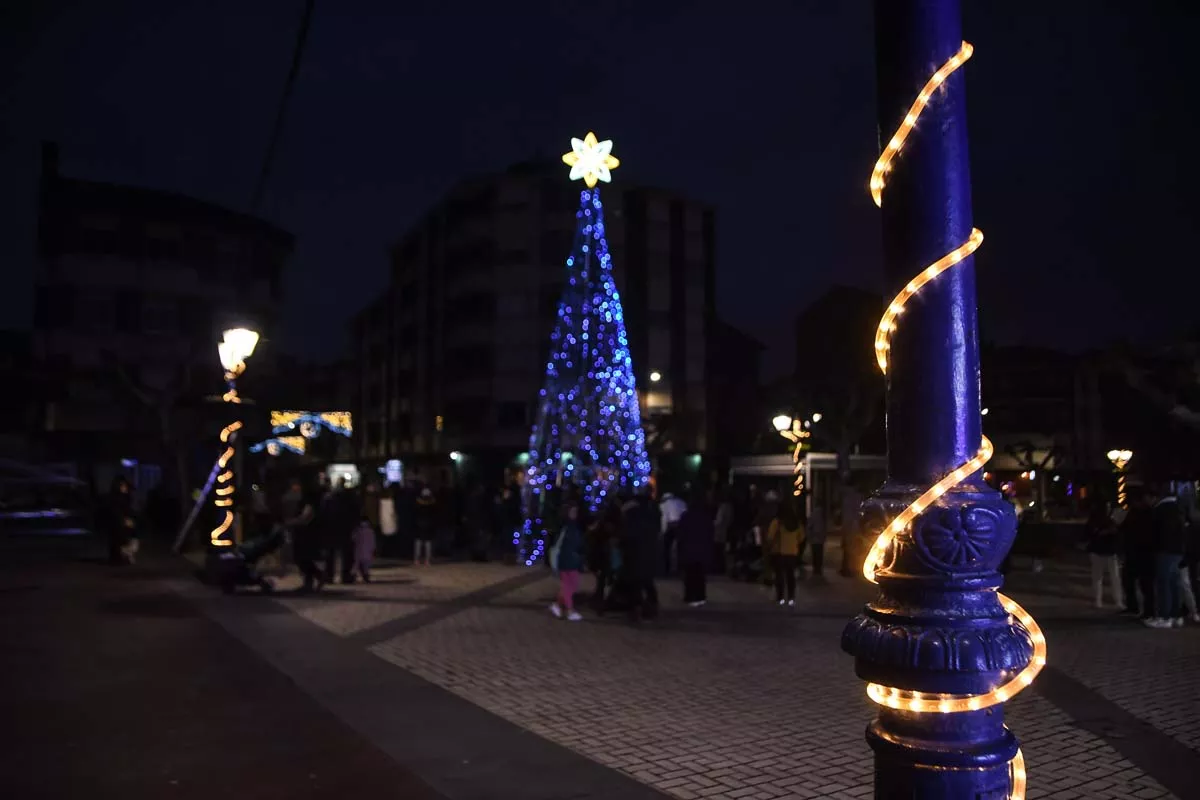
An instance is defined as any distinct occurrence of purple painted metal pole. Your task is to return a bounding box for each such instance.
[841,1,1029,797]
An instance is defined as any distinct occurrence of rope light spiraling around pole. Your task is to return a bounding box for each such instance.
[209,356,248,547]
[863,40,1045,800]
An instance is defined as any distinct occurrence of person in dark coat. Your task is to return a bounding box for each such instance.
[414,487,437,566]
[1119,487,1155,617]
[1085,499,1122,609]
[323,480,359,584]
[1147,485,1185,628]
[677,489,714,606]
[621,491,661,621]
[589,499,622,610]
[288,482,324,592]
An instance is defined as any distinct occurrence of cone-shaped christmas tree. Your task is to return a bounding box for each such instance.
[519,132,651,565]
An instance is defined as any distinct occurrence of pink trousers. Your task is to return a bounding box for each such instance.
[557,570,580,610]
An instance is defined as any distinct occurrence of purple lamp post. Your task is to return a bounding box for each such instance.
[841,1,1045,797]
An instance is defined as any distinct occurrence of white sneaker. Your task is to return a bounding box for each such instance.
[787,599,795,608]
[777,599,786,606]
[549,602,563,619]
[687,601,704,608]
[1143,617,1164,628]
[1172,617,1184,628]
[566,610,583,622]
[1191,613,1200,624]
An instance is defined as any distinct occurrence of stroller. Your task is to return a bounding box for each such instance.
[205,526,286,594]
[728,530,764,583]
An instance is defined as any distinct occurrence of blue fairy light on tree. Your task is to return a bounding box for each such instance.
[519,132,651,565]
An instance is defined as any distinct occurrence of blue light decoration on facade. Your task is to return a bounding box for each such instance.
[520,133,651,565]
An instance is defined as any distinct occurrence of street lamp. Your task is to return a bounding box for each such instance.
[811,412,823,423]
[1107,449,1133,507]
[210,327,259,547]
[771,414,811,497]
[649,370,662,383]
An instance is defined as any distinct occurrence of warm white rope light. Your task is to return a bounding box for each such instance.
[863,40,1044,800]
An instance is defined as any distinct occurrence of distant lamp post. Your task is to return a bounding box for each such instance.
[772,414,811,497]
[811,412,823,423]
[649,370,662,383]
[449,450,462,462]
[1107,449,1133,507]
[210,327,259,547]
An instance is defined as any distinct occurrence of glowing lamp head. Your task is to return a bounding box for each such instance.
[772,414,792,433]
[449,451,462,462]
[1107,449,1133,467]
[810,412,823,423]
[649,370,662,383]
[223,327,259,359]
[219,327,259,370]
[217,341,239,372]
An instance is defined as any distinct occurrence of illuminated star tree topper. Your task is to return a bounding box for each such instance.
[561,131,620,188]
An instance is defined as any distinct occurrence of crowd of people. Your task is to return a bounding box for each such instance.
[537,481,841,623]
[256,472,513,592]
[1085,482,1200,628]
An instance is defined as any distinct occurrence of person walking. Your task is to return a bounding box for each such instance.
[550,502,585,621]
[1181,500,1200,623]
[622,491,661,622]
[589,499,621,610]
[352,516,376,583]
[807,500,828,579]
[767,497,805,607]
[659,489,687,576]
[362,481,381,533]
[323,480,358,584]
[756,489,780,586]
[1146,485,1185,629]
[1118,487,1155,617]
[713,488,733,575]
[378,484,397,553]
[1085,500,1122,609]
[414,487,436,566]
[678,488,715,607]
[288,480,323,592]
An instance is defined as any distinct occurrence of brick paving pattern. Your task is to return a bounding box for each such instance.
[270,562,520,637]
[306,561,1187,799]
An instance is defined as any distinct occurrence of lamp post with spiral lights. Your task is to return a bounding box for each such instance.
[840,2,1039,798]
[1107,449,1133,507]
[210,327,259,548]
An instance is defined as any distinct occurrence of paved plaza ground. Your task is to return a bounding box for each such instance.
[4,536,1198,799]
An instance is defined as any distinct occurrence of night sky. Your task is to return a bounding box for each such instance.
[2,1,1195,377]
